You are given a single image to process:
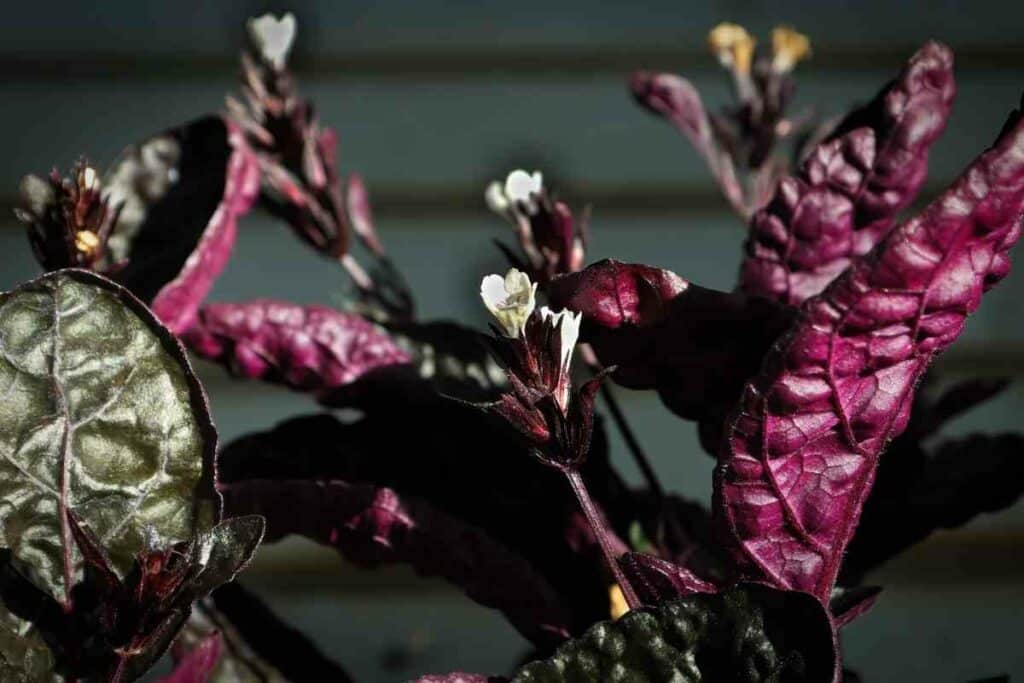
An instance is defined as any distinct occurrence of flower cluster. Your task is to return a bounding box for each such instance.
[632,23,814,217]
[229,13,413,321]
[16,161,120,272]
[486,170,587,286]
[478,268,598,470]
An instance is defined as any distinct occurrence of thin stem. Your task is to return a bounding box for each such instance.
[566,469,641,610]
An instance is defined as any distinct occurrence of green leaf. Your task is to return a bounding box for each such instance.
[0,268,219,604]
[512,585,836,683]
[0,607,53,682]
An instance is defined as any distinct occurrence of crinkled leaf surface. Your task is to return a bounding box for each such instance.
[716,101,1024,601]
[548,259,793,441]
[0,269,218,605]
[220,477,573,645]
[183,299,409,398]
[511,585,835,683]
[740,42,956,305]
[104,116,259,334]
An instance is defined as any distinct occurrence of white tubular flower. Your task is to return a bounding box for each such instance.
[485,169,544,217]
[539,306,582,374]
[247,13,297,70]
[481,268,537,337]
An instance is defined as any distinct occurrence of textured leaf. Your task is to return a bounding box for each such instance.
[842,433,1024,582]
[548,259,793,437]
[221,477,573,645]
[740,42,956,305]
[217,398,627,634]
[0,269,218,606]
[415,675,505,683]
[105,116,260,334]
[715,100,1024,601]
[182,299,410,397]
[210,582,354,683]
[511,585,835,683]
[617,552,717,606]
[159,632,222,683]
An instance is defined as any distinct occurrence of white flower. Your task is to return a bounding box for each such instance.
[485,169,544,217]
[539,306,582,374]
[247,13,297,70]
[480,269,537,337]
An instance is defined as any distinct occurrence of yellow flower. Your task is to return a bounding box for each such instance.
[707,22,756,75]
[772,25,811,73]
[74,230,101,256]
[609,584,630,620]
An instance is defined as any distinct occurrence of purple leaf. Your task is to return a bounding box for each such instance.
[548,259,793,437]
[740,42,956,305]
[829,585,882,629]
[220,477,573,645]
[618,552,717,605]
[159,632,221,683]
[715,99,1024,601]
[631,72,715,164]
[105,116,260,334]
[183,299,410,397]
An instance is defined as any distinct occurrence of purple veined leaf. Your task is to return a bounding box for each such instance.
[220,477,574,646]
[159,632,222,683]
[548,259,794,445]
[740,42,956,305]
[104,116,260,335]
[182,299,411,397]
[715,98,1024,602]
[617,552,718,606]
[217,394,628,634]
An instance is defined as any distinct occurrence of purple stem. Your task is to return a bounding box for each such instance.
[565,470,640,610]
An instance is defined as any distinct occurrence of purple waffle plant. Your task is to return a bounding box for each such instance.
[2,11,1023,683]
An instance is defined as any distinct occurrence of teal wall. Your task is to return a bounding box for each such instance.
[0,2,1022,680]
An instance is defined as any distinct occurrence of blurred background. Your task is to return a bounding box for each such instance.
[1,1,1022,680]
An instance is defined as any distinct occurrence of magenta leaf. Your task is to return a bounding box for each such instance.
[739,42,956,305]
[414,675,506,683]
[159,632,222,683]
[715,99,1024,601]
[618,552,717,605]
[104,116,260,334]
[220,477,574,645]
[183,299,410,397]
[548,259,793,440]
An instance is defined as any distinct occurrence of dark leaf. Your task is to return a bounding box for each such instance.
[211,582,354,683]
[220,477,574,645]
[842,433,1024,582]
[511,585,836,683]
[105,116,260,334]
[716,99,1024,601]
[548,259,794,440]
[0,269,219,606]
[740,42,956,305]
[829,585,881,628]
[618,553,717,606]
[217,396,628,634]
[414,675,506,683]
